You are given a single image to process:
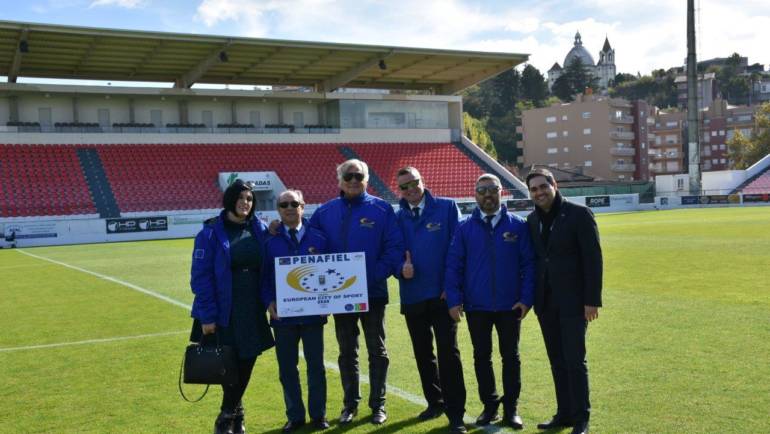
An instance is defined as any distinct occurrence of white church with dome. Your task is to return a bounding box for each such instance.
[547,32,616,91]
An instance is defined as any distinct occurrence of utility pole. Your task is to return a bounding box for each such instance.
[687,0,702,194]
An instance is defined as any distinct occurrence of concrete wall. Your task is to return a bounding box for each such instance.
[234,102,279,127]
[0,128,452,144]
[188,100,232,126]
[281,102,320,127]
[18,95,72,125]
[76,97,130,125]
[0,97,10,123]
[132,98,179,125]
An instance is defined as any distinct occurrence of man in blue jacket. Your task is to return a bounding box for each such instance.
[445,173,536,430]
[263,189,330,432]
[309,159,404,425]
[395,167,467,433]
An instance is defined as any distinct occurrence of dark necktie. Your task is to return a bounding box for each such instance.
[484,214,494,231]
[288,228,299,246]
[413,207,420,218]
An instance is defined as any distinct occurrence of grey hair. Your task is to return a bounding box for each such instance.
[476,173,502,186]
[277,189,305,205]
[336,159,370,182]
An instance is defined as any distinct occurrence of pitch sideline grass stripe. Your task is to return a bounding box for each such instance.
[0,330,187,352]
[16,249,191,310]
[16,249,507,431]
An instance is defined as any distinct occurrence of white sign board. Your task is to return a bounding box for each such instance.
[218,171,273,191]
[275,252,369,317]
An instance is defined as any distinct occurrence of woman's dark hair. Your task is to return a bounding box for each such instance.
[222,179,256,220]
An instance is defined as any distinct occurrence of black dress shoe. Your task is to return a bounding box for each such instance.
[418,404,445,420]
[475,404,501,426]
[371,407,388,424]
[339,407,357,424]
[570,420,589,434]
[282,420,306,433]
[312,417,330,430]
[537,415,573,430]
[505,413,524,430]
[448,418,468,433]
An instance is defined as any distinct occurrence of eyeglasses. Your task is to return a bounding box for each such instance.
[398,179,421,191]
[342,172,365,182]
[278,201,302,209]
[475,185,501,195]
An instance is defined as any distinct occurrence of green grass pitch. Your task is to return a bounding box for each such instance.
[1,207,768,433]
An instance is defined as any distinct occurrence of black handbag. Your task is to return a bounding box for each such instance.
[178,333,239,402]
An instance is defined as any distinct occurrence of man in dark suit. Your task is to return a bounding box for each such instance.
[525,168,602,434]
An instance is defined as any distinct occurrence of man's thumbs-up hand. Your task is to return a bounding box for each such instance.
[402,250,414,279]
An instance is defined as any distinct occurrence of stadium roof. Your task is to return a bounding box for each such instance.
[0,20,528,95]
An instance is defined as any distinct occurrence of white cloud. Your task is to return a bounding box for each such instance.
[192,0,770,77]
[90,0,146,8]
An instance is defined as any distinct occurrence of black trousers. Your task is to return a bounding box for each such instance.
[221,355,258,413]
[404,297,466,421]
[466,310,521,414]
[537,303,590,423]
[333,303,388,410]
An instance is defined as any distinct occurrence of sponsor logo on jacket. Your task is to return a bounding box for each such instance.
[502,231,518,242]
[359,217,375,228]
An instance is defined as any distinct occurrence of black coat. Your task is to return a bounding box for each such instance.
[527,196,603,315]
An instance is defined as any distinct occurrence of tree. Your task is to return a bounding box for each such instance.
[520,64,548,106]
[551,58,599,101]
[461,65,549,165]
[727,102,770,168]
[610,70,677,108]
[463,112,496,158]
[614,72,637,86]
[715,52,749,104]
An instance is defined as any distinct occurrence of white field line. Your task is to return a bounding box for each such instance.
[15,249,509,431]
[0,330,187,353]
[16,249,191,309]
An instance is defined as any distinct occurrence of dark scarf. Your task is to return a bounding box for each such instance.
[536,191,563,246]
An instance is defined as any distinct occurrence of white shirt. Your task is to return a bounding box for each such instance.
[283,221,305,242]
[481,208,503,228]
[411,197,426,216]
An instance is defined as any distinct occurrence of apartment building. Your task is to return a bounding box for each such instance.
[519,93,647,181]
[647,98,758,175]
[701,99,756,171]
[675,72,717,110]
[647,110,686,176]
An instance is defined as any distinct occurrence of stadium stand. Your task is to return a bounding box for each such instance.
[738,167,770,194]
[350,142,523,198]
[0,144,97,217]
[0,20,532,247]
[1,141,519,217]
[97,143,349,211]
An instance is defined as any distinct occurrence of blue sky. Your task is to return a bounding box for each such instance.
[3,0,769,82]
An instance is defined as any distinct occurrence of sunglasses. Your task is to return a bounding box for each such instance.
[278,201,302,209]
[342,172,365,182]
[398,179,421,191]
[475,185,501,195]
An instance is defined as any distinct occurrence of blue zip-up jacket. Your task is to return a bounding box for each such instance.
[261,219,330,326]
[396,189,461,305]
[190,211,269,326]
[444,204,536,311]
[309,191,404,303]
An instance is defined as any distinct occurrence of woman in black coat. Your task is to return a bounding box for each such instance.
[190,179,275,434]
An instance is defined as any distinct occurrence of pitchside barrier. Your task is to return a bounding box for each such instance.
[2,194,769,248]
